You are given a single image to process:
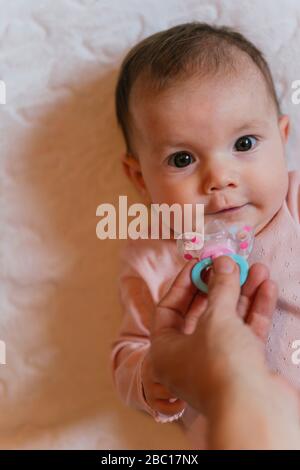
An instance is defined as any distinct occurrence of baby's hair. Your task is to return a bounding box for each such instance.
[115,21,281,155]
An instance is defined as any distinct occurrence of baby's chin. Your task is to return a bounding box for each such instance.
[168,202,282,242]
[169,211,249,239]
[158,201,275,239]
[195,209,249,235]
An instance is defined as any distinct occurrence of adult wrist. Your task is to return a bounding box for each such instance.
[205,374,279,449]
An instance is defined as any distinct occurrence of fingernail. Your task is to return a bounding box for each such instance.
[169,398,178,403]
[214,256,235,274]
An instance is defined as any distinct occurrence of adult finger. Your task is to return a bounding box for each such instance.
[237,263,270,319]
[204,255,241,319]
[245,279,278,342]
[152,259,198,335]
[241,263,270,298]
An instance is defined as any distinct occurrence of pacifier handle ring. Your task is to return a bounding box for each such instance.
[191,254,249,294]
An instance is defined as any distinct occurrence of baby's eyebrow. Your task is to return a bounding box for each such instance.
[154,119,269,152]
[232,120,268,134]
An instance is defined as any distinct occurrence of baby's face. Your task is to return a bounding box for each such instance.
[125,66,290,236]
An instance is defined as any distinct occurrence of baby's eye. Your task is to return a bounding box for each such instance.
[234,135,257,152]
[168,152,195,168]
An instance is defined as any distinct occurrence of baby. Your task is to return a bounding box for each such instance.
[111,22,300,449]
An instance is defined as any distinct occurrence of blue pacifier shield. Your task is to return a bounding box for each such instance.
[191,254,249,294]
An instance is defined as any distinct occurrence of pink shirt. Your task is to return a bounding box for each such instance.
[111,170,300,449]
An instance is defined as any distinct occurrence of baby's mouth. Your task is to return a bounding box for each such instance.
[206,203,248,215]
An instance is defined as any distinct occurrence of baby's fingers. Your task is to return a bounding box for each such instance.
[151,383,186,414]
[152,382,179,400]
[154,397,186,415]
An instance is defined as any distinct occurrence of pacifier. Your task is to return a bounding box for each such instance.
[176,220,255,294]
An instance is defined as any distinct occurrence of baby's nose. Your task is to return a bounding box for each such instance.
[202,161,239,193]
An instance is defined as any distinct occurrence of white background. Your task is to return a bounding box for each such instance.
[0,0,299,449]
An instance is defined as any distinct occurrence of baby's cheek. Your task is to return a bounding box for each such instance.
[248,173,273,207]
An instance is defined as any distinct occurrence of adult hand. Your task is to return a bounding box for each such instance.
[150,256,300,449]
[150,256,276,409]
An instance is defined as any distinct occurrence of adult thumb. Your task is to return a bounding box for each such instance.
[205,255,241,318]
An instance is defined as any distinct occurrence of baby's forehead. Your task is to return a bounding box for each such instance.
[130,64,274,131]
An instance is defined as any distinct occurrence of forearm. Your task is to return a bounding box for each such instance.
[206,377,300,450]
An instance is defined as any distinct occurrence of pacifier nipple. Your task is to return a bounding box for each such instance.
[176,232,204,260]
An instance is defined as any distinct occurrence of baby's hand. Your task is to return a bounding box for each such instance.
[141,350,186,416]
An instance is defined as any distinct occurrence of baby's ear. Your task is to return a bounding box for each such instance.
[120,152,150,200]
[278,114,290,143]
